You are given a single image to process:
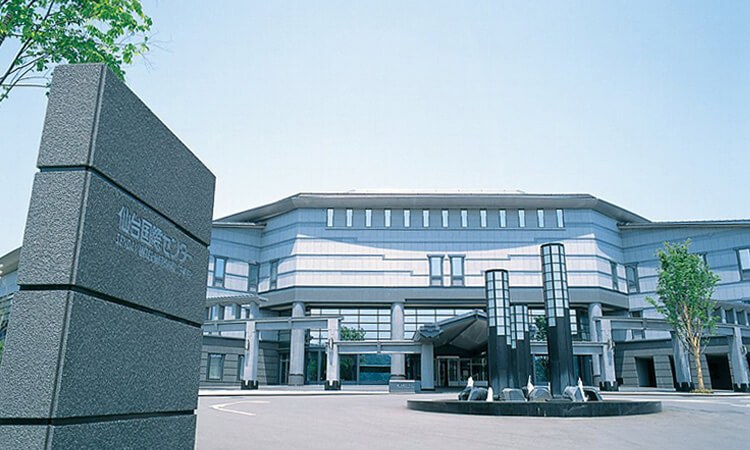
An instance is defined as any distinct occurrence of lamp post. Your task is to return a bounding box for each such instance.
[485,269,513,392]
[540,243,576,397]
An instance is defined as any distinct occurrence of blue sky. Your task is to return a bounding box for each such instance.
[1,1,748,254]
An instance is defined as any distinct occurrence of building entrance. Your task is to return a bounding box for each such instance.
[437,357,460,387]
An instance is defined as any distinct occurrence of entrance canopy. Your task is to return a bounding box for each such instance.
[414,310,488,357]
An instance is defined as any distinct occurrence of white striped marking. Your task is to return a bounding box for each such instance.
[210,400,270,417]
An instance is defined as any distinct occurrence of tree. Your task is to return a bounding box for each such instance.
[646,240,720,392]
[338,326,365,380]
[0,0,152,103]
[533,315,547,341]
[339,325,366,341]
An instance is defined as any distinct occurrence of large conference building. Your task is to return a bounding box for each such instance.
[2,191,750,391]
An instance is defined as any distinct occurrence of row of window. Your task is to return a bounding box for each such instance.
[208,256,278,292]
[610,249,750,295]
[306,307,588,342]
[429,255,465,286]
[608,261,641,294]
[326,208,565,229]
[207,247,750,295]
[206,353,244,381]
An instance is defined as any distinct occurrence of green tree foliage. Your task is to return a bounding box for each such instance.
[0,0,152,103]
[646,240,720,391]
[339,325,366,341]
[533,315,547,341]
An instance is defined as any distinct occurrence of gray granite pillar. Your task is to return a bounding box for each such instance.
[540,244,575,397]
[0,64,214,449]
[420,343,435,390]
[242,322,260,390]
[588,302,603,387]
[670,331,693,392]
[390,302,406,380]
[728,326,749,392]
[325,318,341,390]
[288,301,306,386]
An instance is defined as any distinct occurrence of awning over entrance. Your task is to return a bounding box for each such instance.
[414,310,488,357]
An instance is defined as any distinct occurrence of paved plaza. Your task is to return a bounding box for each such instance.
[196,391,750,450]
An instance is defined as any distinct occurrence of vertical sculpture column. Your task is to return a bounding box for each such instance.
[325,318,341,390]
[0,64,214,448]
[289,301,306,386]
[242,321,260,390]
[511,304,532,388]
[727,327,749,392]
[540,243,575,397]
[486,269,513,392]
[390,302,406,380]
[670,331,693,392]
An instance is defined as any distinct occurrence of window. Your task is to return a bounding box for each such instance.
[442,209,449,228]
[518,210,526,228]
[480,210,487,228]
[461,209,468,228]
[537,209,545,228]
[237,355,245,381]
[248,263,260,292]
[610,261,619,291]
[269,260,279,290]
[450,256,464,286]
[346,209,353,227]
[556,209,564,227]
[326,208,334,227]
[403,209,411,228]
[625,264,639,293]
[212,256,226,288]
[365,209,372,228]
[309,308,391,342]
[698,252,708,266]
[429,256,443,286]
[207,353,225,380]
[384,209,392,227]
[499,209,507,228]
[738,249,750,280]
[423,209,430,228]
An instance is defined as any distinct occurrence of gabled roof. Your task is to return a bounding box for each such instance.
[217,191,650,224]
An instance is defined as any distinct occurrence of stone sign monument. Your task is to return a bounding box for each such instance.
[0,63,215,448]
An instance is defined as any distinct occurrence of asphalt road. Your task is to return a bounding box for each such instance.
[196,392,750,450]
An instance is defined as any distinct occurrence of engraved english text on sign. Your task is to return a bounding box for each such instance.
[115,206,194,279]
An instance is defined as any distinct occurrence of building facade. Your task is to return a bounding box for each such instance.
[198,191,750,390]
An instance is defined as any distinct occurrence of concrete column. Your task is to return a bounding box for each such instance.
[728,326,750,392]
[588,303,603,387]
[288,301,306,386]
[420,343,435,390]
[598,319,618,391]
[390,302,406,380]
[242,322,259,389]
[325,318,341,390]
[671,331,693,392]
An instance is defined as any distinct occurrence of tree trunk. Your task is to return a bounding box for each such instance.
[692,346,705,391]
